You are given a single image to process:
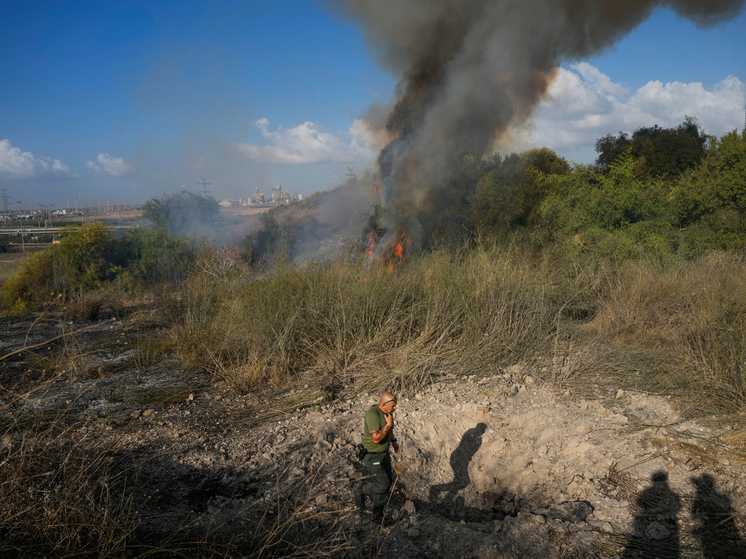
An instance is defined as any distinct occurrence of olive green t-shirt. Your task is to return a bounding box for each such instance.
[362,405,393,453]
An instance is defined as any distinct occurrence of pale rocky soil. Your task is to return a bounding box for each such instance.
[2,314,746,558]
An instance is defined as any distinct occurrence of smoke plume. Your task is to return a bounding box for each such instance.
[332,0,746,245]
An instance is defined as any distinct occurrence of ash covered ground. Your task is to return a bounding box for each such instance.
[2,314,745,558]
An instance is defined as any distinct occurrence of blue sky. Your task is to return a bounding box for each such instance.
[1,0,745,209]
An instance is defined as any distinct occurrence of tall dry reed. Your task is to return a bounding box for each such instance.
[167,245,561,393]
[585,252,746,412]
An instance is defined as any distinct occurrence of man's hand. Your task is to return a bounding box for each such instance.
[392,441,400,454]
[385,412,394,429]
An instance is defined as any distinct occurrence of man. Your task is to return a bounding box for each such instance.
[353,392,399,523]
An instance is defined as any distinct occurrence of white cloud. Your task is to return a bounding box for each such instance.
[86,153,137,176]
[235,118,379,164]
[0,139,76,179]
[524,64,745,162]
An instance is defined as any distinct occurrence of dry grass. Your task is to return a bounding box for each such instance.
[205,345,279,394]
[582,252,746,414]
[3,242,746,557]
[164,245,559,396]
[61,289,125,321]
[242,459,357,558]
[0,411,137,558]
[0,381,354,559]
[153,244,746,415]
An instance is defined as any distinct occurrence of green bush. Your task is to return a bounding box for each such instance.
[1,223,115,314]
[669,130,746,226]
[1,248,56,314]
[1,223,199,314]
[113,227,197,292]
[535,132,746,261]
[240,212,290,265]
[54,222,116,294]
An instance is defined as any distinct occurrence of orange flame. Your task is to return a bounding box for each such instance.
[386,228,409,270]
[392,238,403,259]
[366,230,375,257]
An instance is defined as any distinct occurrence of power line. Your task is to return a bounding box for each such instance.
[0,189,9,219]
[37,203,55,229]
[198,176,212,197]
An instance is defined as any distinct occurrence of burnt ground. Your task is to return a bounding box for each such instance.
[1,313,746,558]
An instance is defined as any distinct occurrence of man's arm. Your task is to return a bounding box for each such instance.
[370,411,394,444]
[370,421,392,444]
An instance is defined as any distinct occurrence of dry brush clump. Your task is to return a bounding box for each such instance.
[239,460,358,558]
[165,245,562,395]
[0,412,136,558]
[582,251,746,412]
[678,253,746,411]
[160,242,746,414]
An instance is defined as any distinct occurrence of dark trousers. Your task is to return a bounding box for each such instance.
[362,451,393,507]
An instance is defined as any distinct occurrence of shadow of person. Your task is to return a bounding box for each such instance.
[691,473,746,558]
[429,422,487,515]
[623,470,681,559]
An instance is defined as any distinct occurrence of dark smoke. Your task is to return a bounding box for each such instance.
[332,0,746,246]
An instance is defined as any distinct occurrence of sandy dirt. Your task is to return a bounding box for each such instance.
[1,314,745,558]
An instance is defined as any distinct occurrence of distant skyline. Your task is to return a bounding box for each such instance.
[1,1,745,208]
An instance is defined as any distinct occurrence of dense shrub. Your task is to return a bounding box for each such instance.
[1,223,115,314]
[113,227,197,292]
[53,222,117,294]
[1,248,57,314]
[240,212,290,265]
[534,131,746,260]
[669,130,746,226]
[0,223,199,314]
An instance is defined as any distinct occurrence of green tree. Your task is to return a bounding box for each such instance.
[669,130,746,228]
[143,191,220,235]
[595,117,708,179]
[471,148,569,236]
[595,131,632,171]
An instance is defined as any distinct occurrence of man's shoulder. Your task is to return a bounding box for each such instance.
[364,405,382,423]
[365,405,381,417]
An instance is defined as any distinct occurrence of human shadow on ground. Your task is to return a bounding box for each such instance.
[428,422,487,519]
[623,470,681,559]
[691,473,746,558]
